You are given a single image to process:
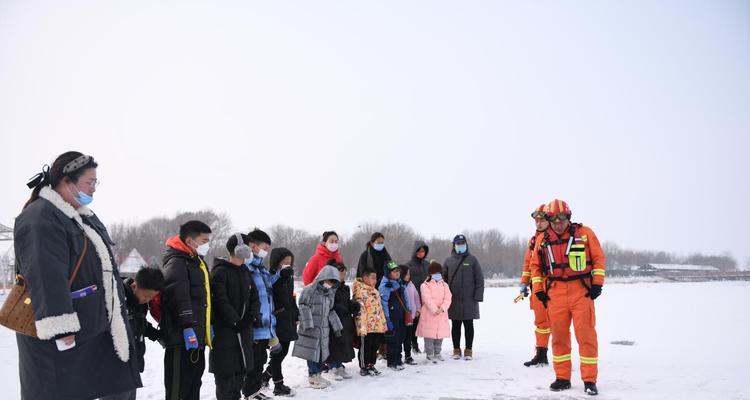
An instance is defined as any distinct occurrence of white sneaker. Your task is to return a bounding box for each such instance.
[436,353,445,361]
[333,367,352,379]
[308,373,331,389]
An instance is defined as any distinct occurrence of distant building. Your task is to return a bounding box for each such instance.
[119,249,147,276]
[641,263,719,273]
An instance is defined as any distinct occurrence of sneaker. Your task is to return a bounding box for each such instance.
[550,379,572,392]
[452,348,462,360]
[332,366,352,379]
[464,348,473,360]
[247,392,272,400]
[261,370,272,388]
[359,368,372,376]
[308,374,331,389]
[368,366,381,376]
[584,382,598,396]
[273,383,296,397]
[404,357,417,365]
[435,353,445,362]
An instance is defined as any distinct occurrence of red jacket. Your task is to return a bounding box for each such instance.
[302,243,343,285]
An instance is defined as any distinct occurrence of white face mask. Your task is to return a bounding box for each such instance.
[326,243,339,252]
[256,248,268,259]
[281,264,292,269]
[322,282,333,289]
[196,243,210,256]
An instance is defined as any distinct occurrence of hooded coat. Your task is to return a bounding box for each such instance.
[442,241,485,320]
[416,279,452,339]
[302,243,344,286]
[247,260,279,341]
[14,187,141,400]
[405,240,430,293]
[208,258,260,376]
[269,247,299,343]
[292,265,343,363]
[326,282,356,364]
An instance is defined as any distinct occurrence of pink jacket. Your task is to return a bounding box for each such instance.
[416,279,452,339]
[404,281,421,316]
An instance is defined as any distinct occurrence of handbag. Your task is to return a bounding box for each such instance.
[393,289,414,326]
[0,238,88,337]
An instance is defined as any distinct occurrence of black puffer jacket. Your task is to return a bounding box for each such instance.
[406,240,430,294]
[122,277,159,372]
[326,283,356,364]
[357,245,392,284]
[160,236,211,348]
[269,248,299,343]
[209,258,260,376]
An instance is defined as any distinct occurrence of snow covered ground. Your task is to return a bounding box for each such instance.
[1,281,748,399]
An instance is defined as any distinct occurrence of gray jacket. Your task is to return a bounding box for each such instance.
[405,240,430,294]
[292,265,343,363]
[443,243,485,320]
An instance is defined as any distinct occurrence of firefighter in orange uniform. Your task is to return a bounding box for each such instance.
[530,199,605,396]
[520,204,550,367]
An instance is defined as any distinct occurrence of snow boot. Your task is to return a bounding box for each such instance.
[584,382,598,396]
[273,382,295,397]
[332,367,352,379]
[452,348,462,359]
[405,356,417,365]
[464,349,473,360]
[550,379,572,392]
[523,347,549,367]
[308,374,331,389]
[359,367,372,376]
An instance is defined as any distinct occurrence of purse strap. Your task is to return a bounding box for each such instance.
[393,287,408,312]
[68,238,88,287]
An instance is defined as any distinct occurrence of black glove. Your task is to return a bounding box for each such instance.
[349,299,362,316]
[587,284,603,300]
[280,267,294,279]
[535,291,550,308]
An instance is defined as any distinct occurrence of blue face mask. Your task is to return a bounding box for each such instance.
[373,243,385,252]
[455,244,467,254]
[431,274,442,282]
[76,191,93,206]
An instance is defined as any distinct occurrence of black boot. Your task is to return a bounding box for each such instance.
[550,379,572,391]
[523,347,549,367]
[584,382,598,396]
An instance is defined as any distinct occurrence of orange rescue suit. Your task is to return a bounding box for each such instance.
[530,223,606,383]
[521,232,550,348]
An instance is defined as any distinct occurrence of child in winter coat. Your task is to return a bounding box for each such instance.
[292,265,343,389]
[379,261,411,370]
[353,267,387,376]
[400,265,421,365]
[325,262,359,380]
[416,261,452,362]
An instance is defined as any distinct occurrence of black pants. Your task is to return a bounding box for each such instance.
[411,315,420,347]
[164,347,205,400]
[214,373,244,400]
[242,339,269,397]
[265,340,291,385]
[358,333,382,369]
[386,321,405,366]
[402,320,416,358]
[451,319,475,350]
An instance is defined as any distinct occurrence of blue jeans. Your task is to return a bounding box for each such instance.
[307,361,322,376]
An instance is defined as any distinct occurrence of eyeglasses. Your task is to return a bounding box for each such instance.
[531,211,547,220]
[547,213,570,222]
[84,179,100,189]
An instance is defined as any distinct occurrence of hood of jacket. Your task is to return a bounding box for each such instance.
[411,240,429,262]
[314,264,341,288]
[163,235,196,264]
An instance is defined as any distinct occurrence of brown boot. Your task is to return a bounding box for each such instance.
[452,348,462,359]
[464,348,473,360]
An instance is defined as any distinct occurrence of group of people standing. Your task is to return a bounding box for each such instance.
[9,152,486,400]
[9,151,604,399]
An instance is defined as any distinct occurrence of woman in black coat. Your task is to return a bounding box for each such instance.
[14,152,141,400]
[356,232,392,285]
[325,262,360,379]
[263,247,298,396]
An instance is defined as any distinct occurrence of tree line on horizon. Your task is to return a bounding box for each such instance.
[106,209,740,277]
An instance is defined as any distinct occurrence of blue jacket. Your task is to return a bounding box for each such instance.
[378,278,410,325]
[247,260,280,340]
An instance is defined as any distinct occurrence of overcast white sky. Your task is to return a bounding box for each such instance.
[1,1,749,265]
